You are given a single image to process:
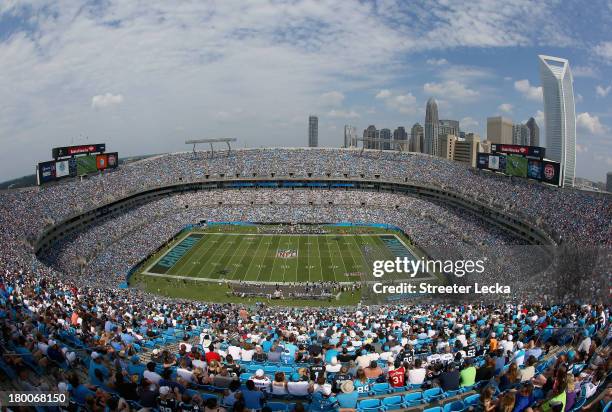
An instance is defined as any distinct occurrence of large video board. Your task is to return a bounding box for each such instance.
[36,144,118,185]
[505,154,528,178]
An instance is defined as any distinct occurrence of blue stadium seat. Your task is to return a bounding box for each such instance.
[370,382,392,395]
[423,387,444,402]
[463,394,480,407]
[443,400,465,412]
[424,407,442,412]
[357,398,381,412]
[403,391,423,406]
[381,395,405,410]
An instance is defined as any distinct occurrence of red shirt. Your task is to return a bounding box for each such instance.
[205,351,221,364]
[388,367,405,388]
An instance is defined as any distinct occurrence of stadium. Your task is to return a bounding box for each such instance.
[0,147,610,411]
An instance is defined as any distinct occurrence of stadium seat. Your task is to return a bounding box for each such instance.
[463,394,480,407]
[443,400,465,412]
[403,391,423,406]
[357,398,381,412]
[424,407,443,412]
[381,395,405,410]
[423,387,444,402]
[370,382,392,395]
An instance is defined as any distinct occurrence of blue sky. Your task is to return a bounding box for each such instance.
[0,0,611,181]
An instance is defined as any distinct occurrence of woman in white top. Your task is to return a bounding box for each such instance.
[241,343,255,362]
[271,372,289,396]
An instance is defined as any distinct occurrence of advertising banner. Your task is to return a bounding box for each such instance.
[37,161,56,185]
[52,143,106,158]
[541,160,561,186]
[490,143,545,159]
[527,159,543,180]
[55,160,71,177]
[106,152,119,168]
[476,153,489,169]
[488,155,500,170]
[96,154,109,170]
[506,154,528,177]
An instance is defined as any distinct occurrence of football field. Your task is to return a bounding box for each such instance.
[140,226,425,284]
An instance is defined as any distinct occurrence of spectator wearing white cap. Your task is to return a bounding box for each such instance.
[251,369,271,392]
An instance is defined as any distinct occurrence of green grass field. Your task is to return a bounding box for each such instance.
[130,224,437,305]
[141,226,420,283]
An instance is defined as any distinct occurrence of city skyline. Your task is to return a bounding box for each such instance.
[0,1,611,182]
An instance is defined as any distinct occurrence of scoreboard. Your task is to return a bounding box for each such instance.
[36,143,118,185]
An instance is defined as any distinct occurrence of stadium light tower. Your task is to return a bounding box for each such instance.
[185,138,237,157]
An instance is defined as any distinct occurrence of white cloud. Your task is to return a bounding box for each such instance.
[596,85,611,97]
[576,144,588,153]
[425,58,448,66]
[514,79,542,101]
[374,89,418,114]
[498,103,513,113]
[327,109,359,119]
[576,112,608,135]
[593,41,612,63]
[91,93,124,109]
[576,93,583,103]
[375,89,392,99]
[423,80,479,101]
[572,65,597,78]
[460,116,479,130]
[320,91,345,107]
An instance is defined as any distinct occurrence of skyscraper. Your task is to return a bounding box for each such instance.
[439,119,460,138]
[393,126,408,151]
[424,98,439,155]
[486,116,513,144]
[539,55,576,187]
[512,123,530,146]
[410,123,424,153]
[379,128,392,150]
[453,133,480,167]
[526,117,540,147]
[308,115,318,147]
[363,125,377,149]
[344,125,357,148]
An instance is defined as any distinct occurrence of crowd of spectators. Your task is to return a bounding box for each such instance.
[0,148,609,411]
[1,264,610,411]
[0,148,609,248]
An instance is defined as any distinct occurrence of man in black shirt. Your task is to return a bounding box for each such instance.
[438,363,460,392]
[309,358,325,381]
[337,348,355,363]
